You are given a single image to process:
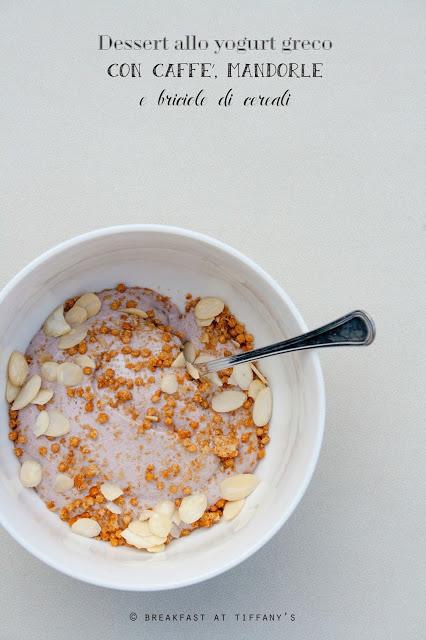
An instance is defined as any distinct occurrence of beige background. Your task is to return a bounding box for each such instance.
[0,1,425,638]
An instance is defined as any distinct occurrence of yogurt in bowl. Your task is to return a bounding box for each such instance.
[0,225,324,590]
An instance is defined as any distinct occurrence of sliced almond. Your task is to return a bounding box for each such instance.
[128,520,151,537]
[208,372,222,387]
[45,410,70,437]
[43,305,71,338]
[147,544,165,553]
[65,304,88,325]
[160,373,178,394]
[227,371,238,386]
[250,363,268,385]
[252,386,272,427]
[71,517,101,538]
[75,292,101,318]
[121,527,166,549]
[149,512,172,538]
[211,389,246,413]
[178,493,208,524]
[139,509,154,521]
[8,351,29,386]
[33,411,49,437]
[248,379,265,399]
[54,473,74,493]
[183,341,196,363]
[220,474,259,501]
[186,361,200,380]
[41,361,59,382]
[31,388,54,405]
[232,362,253,390]
[223,498,245,521]
[58,325,88,350]
[172,509,181,526]
[6,380,20,403]
[12,374,42,410]
[124,308,148,318]
[100,482,123,501]
[154,500,176,518]
[128,520,167,547]
[20,459,42,487]
[57,362,84,387]
[194,355,223,387]
[196,317,214,327]
[105,501,122,514]
[121,528,148,549]
[194,297,225,320]
[74,354,96,370]
[171,352,186,368]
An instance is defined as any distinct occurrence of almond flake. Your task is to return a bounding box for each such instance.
[227,371,238,385]
[43,305,71,338]
[100,482,123,501]
[74,354,96,370]
[121,527,166,549]
[65,304,88,325]
[252,386,272,427]
[196,317,214,327]
[154,500,176,518]
[223,498,245,521]
[121,528,147,549]
[172,509,181,526]
[20,459,42,487]
[57,362,84,387]
[248,379,265,399]
[7,351,29,387]
[58,325,88,349]
[138,509,154,521]
[232,362,253,390]
[31,389,54,405]
[186,361,200,380]
[71,518,101,538]
[211,389,246,413]
[6,380,20,403]
[33,411,49,437]
[149,512,172,538]
[178,493,207,524]
[183,341,196,363]
[160,373,178,394]
[41,361,59,382]
[45,410,70,437]
[147,544,165,553]
[12,374,42,410]
[220,474,259,501]
[250,363,268,385]
[194,355,223,387]
[171,352,186,368]
[129,520,151,536]
[105,501,122,514]
[124,308,148,318]
[194,297,225,320]
[54,473,74,493]
[75,292,101,318]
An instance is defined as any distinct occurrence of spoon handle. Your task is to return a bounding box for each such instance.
[197,310,376,375]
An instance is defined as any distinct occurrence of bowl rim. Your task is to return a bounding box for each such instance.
[0,224,325,590]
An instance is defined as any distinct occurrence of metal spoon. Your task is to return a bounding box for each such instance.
[195,310,375,376]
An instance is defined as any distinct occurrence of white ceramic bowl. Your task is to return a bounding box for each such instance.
[0,225,324,590]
